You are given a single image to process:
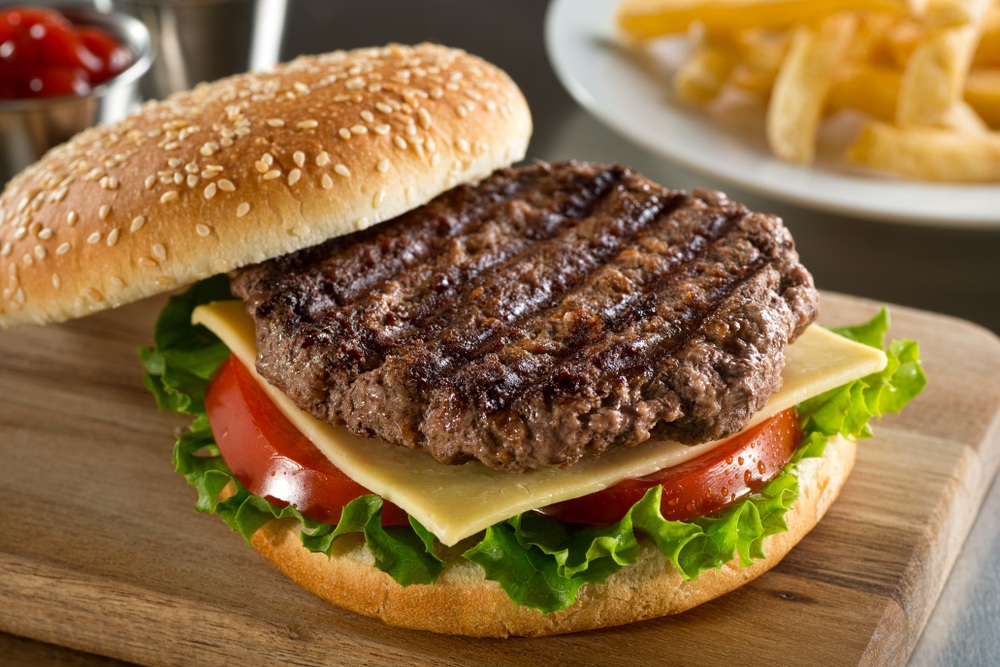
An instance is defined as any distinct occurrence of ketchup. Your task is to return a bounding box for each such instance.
[0,7,131,100]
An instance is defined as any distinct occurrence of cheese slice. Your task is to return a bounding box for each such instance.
[193,301,887,546]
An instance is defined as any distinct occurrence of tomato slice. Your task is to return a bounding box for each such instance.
[205,355,410,526]
[538,408,802,524]
[206,353,801,531]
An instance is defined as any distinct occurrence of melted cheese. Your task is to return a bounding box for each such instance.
[193,301,887,546]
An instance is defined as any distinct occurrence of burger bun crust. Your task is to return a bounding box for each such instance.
[251,436,856,637]
[0,44,531,329]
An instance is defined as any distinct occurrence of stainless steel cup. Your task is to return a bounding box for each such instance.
[0,5,153,185]
[109,0,288,100]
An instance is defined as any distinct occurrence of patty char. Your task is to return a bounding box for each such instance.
[231,161,820,473]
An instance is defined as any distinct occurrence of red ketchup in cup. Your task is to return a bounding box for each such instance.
[0,7,131,100]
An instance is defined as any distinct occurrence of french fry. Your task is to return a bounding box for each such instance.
[618,0,908,40]
[828,64,902,122]
[766,13,857,163]
[680,28,791,101]
[896,0,990,127]
[972,5,1000,65]
[965,67,1000,125]
[672,30,738,105]
[847,120,1000,180]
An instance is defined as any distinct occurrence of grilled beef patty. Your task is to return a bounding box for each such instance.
[231,161,819,473]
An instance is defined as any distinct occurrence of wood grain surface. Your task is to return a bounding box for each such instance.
[0,291,997,667]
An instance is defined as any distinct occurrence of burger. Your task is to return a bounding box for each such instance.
[0,44,925,637]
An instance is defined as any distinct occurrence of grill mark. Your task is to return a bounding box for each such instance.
[236,165,553,316]
[389,178,684,391]
[339,165,627,370]
[239,164,630,387]
[443,198,748,412]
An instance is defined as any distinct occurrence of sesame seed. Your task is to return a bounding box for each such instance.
[456,105,468,118]
[196,224,212,237]
[107,228,120,247]
[130,216,146,232]
[372,190,386,208]
[164,141,180,151]
[288,168,302,186]
[418,108,432,129]
[144,175,156,190]
[236,202,250,217]
[267,118,285,127]
[457,138,470,153]
[87,231,102,244]
[316,151,331,167]
[373,124,390,135]
[137,257,157,268]
[2,242,13,257]
[218,179,235,192]
[262,152,274,166]
[204,183,217,199]
[377,158,390,173]
[187,174,200,187]
[99,205,111,221]
[334,163,350,177]
[293,151,306,168]
[168,158,182,168]
[298,119,319,130]
[33,245,46,260]
[321,174,334,189]
[393,136,408,150]
[13,227,26,241]
[52,188,67,202]
[338,128,352,139]
[152,243,167,261]
[38,228,53,240]
[173,172,184,185]
[350,124,368,135]
[56,242,71,255]
[431,152,441,166]
[261,169,280,180]
[361,110,375,123]
[52,274,60,289]
[160,190,179,204]
[110,276,124,288]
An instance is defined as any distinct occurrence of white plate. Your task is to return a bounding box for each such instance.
[544,0,1000,228]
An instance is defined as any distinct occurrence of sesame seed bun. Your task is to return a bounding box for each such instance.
[0,43,531,329]
[250,436,855,637]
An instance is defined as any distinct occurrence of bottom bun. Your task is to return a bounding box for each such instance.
[251,436,856,637]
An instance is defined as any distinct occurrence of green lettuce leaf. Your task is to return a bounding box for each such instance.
[145,282,925,613]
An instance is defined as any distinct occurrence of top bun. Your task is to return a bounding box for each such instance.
[0,44,532,328]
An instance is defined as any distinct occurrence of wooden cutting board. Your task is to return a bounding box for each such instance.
[0,291,998,667]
